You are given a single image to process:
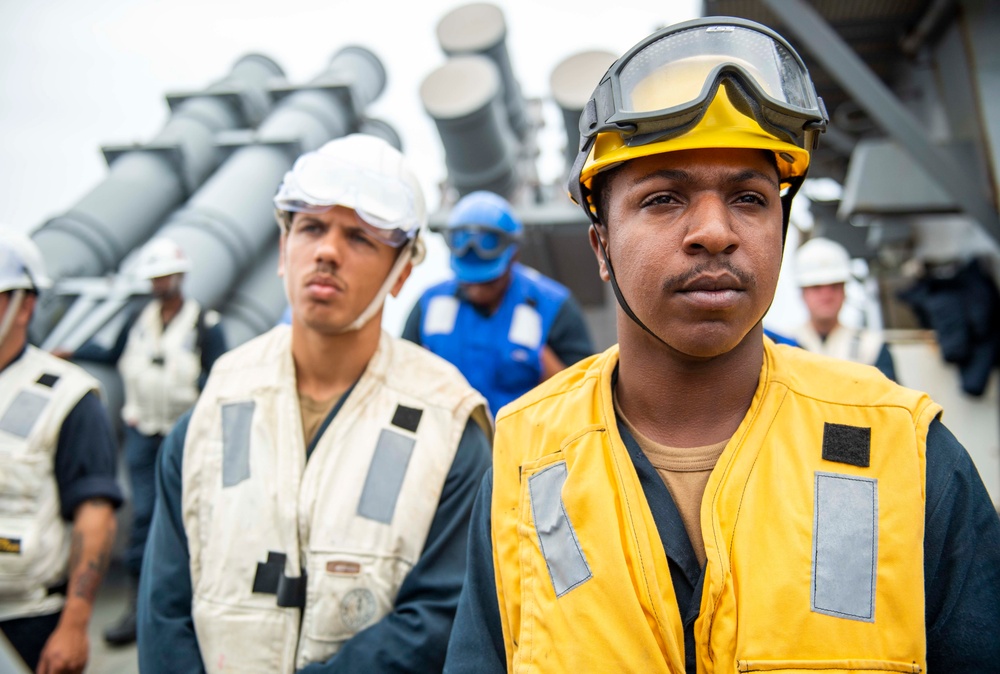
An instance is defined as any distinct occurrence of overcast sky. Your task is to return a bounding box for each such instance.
[0,0,815,334]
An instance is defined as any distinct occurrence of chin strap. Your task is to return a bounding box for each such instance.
[0,289,25,346]
[337,235,425,334]
[592,226,671,348]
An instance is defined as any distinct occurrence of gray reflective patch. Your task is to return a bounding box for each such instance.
[529,462,592,597]
[812,471,878,622]
[357,429,414,524]
[0,390,50,439]
[221,401,254,487]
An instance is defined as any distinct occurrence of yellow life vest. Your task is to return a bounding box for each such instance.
[491,339,939,673]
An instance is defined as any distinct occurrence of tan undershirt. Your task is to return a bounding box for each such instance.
[614,393,729,567]
[299,391,341,449]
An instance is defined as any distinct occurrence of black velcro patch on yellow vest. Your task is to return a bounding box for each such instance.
[822,422,871,467]
[0,537,22,554]
[36,373,60,388]
[391,405,423,433]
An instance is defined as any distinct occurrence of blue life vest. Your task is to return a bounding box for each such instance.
[418,263,569,417]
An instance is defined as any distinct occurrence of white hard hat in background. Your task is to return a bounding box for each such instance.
[0,230,52,293]
[795,237,852,288]
[135,237,191,280]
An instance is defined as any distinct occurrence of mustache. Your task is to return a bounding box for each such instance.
[306,260,345,286]
[661,262,755,292]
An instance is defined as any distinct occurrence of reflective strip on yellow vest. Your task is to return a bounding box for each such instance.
[0,347,98,621]
[491,340,938,673]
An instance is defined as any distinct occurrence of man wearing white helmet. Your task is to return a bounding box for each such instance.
[0,231,122,673]
[66,235,227,646]
[137,134,492,674]
[791,237,896,379]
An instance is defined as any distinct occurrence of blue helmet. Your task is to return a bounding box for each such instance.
[445,191,522,284]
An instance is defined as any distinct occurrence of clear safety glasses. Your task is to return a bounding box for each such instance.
[446,225,520,260]
[581,17,827,150]
[274,153,420,248]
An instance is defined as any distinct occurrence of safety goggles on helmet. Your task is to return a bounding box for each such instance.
[446,224,521,261]
[569,17,827,209]
[275,152,421,248]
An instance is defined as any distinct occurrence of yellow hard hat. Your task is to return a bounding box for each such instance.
[567,17,827,222]
[580,86,811,196]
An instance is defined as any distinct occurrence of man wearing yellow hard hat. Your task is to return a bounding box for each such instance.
[444,17,1000,673]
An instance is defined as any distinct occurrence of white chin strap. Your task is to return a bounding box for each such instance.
[0,289,25,346]
[337,235,426,335]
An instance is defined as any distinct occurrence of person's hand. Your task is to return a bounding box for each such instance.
[36,621,89,674]
[50,349,74,360]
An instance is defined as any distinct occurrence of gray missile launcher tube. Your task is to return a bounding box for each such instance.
[155,46,386,310]
[218,241,284,348]
[436,3,529,140]
[31,55,284,337]
[420,55,519,198]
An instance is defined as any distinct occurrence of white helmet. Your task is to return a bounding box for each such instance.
[274,133,427,249]
[795,237,852,288]
[273,134,428,333]
[0,230,52,293]
[135,237,191,280]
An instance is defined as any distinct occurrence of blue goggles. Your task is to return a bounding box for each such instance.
[446,225,521,260]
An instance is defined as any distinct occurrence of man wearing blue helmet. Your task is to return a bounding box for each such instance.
[403,191,594,416]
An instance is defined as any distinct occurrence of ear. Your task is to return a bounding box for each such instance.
[588,224,610,282]
[15,292,36,329]
[277,231,287,278]
[390,261,413,297]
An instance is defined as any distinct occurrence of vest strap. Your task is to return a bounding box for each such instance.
[252,551,307,609]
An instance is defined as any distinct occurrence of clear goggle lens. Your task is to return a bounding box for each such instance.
[275,153,420,248]
[447,225,519,260]
[617,24,815,115]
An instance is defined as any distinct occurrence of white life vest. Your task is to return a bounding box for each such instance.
[793,322,886,367]
[119,298,203,435]
[0,346,99,621]
[182,326,489,673]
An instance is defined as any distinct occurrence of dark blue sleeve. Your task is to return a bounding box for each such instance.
[137,410,206,674]
[298,417,491,674]
[198,322,227,391]
[54,391,123,519]
[924,418,1000,670]
[874,343,896,382]
[72,310,138,364]
[443,468,506,674]
[400,302,423,345]
[547,296,594,366]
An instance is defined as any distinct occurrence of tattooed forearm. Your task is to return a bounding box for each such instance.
[69,530,112,603]
[66,500,116,606]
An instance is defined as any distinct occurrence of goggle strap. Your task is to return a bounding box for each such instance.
[568,136,597,213]
[579,97,599,146]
